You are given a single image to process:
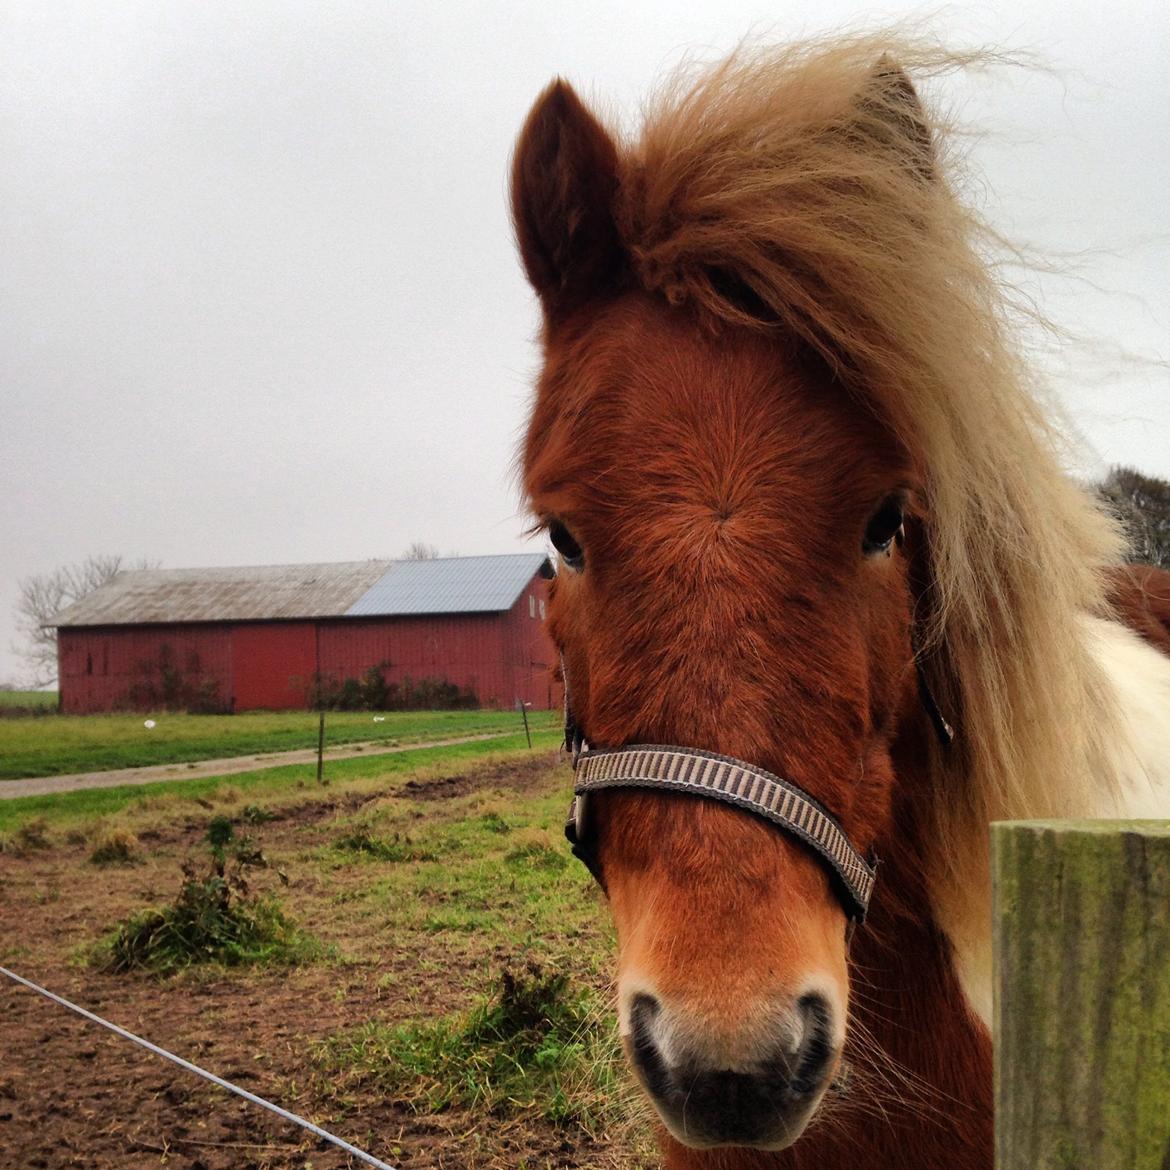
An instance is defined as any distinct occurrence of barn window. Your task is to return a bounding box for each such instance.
[529,595,536,618]
[86,653,93,676]
[539,599,546,620]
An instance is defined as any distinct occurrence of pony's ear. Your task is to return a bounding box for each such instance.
[859,58,935,182]
[511,80,625,320]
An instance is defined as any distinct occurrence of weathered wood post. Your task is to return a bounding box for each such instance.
[992,820,1170,1169]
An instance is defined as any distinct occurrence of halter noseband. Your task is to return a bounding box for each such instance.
[560,642,953,924]
[566,742,877,921]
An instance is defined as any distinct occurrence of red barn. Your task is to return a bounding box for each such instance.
[52,554,558,714]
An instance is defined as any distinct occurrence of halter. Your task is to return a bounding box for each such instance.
[561,647,953,925]
[567,742,876,920]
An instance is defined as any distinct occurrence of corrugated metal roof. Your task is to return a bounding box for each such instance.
[346,554,551,617]
[51,554,550,627]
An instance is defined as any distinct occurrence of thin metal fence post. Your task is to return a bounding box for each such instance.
[517,699,532,749]
[316,708,326,784]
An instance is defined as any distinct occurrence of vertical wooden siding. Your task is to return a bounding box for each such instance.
[57,571,560,713]
[500,579,558,709]
[231,622,317,711]
[57,625,233,713]
[316,572,558,708]
[317,613,502,703]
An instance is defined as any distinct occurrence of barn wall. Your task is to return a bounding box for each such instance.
[501,578,559,709]
[317,613,503,705]
[57,624,233,714]
[316,571,558,710]
[56,570,560,714]
[231,622,317,711]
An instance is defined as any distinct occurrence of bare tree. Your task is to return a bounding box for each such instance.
[1098,466,1170,569]
[14,554,156,686]
[401,542,440,560]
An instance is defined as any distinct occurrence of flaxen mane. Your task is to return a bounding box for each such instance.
[603,35,1126,916]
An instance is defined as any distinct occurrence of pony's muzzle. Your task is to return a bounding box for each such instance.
[624,989,839,1149]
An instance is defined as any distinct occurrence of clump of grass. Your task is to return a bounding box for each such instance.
[14,818,51,851]
[89,826,142,867]
[101,816,321,974]
[316,962,627,1131]
[478,811,511,834]
[505,828,567,872]
[334,825,435,863]
[241,804,275,825]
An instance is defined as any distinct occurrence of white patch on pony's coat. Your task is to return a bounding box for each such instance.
[945,616,1170,1032]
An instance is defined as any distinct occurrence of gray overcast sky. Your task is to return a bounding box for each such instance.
[2,1,1167,686]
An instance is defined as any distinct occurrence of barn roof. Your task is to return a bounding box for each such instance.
[51,554,552,627]
[345,554,551,617]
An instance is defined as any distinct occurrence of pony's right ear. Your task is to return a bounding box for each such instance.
[860,58,935,182]
[511,80,625,321]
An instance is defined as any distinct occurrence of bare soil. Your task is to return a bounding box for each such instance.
[0,753,641,1170]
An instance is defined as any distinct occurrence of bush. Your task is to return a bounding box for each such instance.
[123,644,228,713]
[309,669,479,712]
[102,816,321,973]
[360,664,390,711]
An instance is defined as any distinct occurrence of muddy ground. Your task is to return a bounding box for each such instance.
[0,754,651,1170]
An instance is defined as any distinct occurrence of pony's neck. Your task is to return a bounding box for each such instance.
[923,610,1170,1029]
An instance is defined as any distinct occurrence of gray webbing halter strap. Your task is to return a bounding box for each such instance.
[559,631,954,924]
[567,745,877,921]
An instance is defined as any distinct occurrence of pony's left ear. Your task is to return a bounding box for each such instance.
[859,58,935,182]
[511,80,625,321]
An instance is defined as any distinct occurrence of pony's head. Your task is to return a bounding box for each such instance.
[512,37,1122,1151]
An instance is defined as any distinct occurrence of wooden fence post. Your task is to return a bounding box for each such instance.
[992,819,1170,1169]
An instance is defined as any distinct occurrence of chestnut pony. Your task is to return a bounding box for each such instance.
[511,36,1170,1169]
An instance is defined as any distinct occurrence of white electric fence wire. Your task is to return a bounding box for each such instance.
[0,964,398,1170]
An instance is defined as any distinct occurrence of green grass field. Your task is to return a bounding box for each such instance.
[0,736,654,1167]
[0,706,561,780]
[0,690,58,709]
[0,728,563,831]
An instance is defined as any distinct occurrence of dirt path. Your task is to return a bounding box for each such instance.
[0,732,520,800]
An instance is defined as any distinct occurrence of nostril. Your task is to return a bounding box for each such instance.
[631,992,661,1023]
[628,993,671,1099]
[791,993,835,1095]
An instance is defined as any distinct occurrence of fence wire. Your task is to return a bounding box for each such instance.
[0,964,398,1170]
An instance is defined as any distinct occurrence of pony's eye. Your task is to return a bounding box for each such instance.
[548,520,584,569]
[862,497,905,556]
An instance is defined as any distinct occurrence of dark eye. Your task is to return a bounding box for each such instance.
[548,520,584,570]
[862,497,905,556]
